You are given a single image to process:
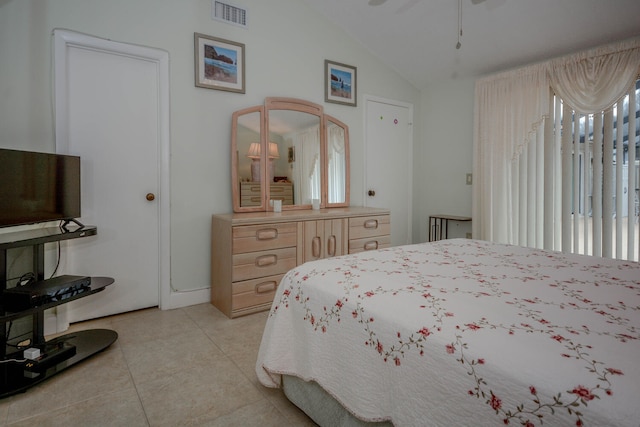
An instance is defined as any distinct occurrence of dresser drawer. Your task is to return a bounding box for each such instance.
[212,208,391,318]
[232,247,297,282]
[349,235,391,253]
[269,195,294,205]
[240,182,262,196]
[232,274,284,311]
[233,222,297,254]
[269,183,292,196]
[240,195,263,206]
[269,183,293,205]
[348,215,390,240]
[239,183,294,206]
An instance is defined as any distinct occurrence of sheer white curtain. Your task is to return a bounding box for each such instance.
[472,65,549,245]
[549,42,640,114]
[473,37,640,260]
[327,124,346,203]
[290,124,321,204]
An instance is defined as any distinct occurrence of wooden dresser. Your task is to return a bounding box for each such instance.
[239,182,294,206]
[211,207,390,318]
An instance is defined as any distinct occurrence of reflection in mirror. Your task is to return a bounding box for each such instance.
[231,98,350,212]
[327,119,347,204]
[235,110,263,208]
[268,110,321,206]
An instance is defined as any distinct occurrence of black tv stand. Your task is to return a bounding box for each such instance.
[60,218,85,232]
[0,225,117,398]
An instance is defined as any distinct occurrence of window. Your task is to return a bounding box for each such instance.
[554,77,639,261]
[473,40,640,260]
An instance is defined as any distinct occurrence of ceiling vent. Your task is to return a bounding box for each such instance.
[212,1,248,28]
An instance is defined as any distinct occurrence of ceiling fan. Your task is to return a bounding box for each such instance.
[367,0,489,49]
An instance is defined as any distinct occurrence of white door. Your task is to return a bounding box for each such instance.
[364,96,413,246]
[54,31,170,323]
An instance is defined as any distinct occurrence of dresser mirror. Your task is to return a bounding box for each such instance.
[325,116,350,205]
[232,106,265,211]
[232,97,350,212]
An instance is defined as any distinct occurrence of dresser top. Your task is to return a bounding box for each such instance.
[213,206,390,225]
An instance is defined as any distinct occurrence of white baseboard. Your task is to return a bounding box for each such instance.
[161,288,210,310]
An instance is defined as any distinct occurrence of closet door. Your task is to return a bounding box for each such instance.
[303,220,325,262]
[324,218,347,258]
[54,30,170,323]
[302,219,346,262]
[364,96,413,246]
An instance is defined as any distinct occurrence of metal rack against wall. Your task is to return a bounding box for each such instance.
[428,215,472,242]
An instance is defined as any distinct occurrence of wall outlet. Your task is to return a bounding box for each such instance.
[466,173,472,185]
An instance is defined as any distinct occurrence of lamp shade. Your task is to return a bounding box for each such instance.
[247,142,261,159]
[268,142,280,159]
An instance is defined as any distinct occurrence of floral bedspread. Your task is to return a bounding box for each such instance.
[255,239,640,426]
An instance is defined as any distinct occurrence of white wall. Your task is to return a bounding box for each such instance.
[413,78,475,243]
[0,0,424,295]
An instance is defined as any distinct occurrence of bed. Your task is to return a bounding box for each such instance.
[255,239,640,426]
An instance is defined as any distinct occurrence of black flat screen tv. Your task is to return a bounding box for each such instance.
[0,148,81,228]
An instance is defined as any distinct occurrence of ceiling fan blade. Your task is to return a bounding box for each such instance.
[395,0,421,14]
[368,0,387,6]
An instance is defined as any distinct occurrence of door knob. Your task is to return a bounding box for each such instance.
[146,193,156,201]
[368,190,376,197]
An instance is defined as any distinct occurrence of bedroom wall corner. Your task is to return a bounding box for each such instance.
[414,78,475,243]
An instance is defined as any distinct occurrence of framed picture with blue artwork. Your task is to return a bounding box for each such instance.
[194,33,245,93]
[325,60,357,106]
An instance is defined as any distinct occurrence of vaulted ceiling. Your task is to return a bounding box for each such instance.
[302,0,640,89]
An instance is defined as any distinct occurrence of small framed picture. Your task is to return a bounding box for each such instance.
[288,146,295,163]
[325,60,357,107]
[194,33,245,93]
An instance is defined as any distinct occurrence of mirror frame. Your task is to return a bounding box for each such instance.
[232,97,350,212]
[232,105,265,212]
[323,114,350,208]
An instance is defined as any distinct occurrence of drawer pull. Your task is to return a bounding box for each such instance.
[250,197,261,202]
[364,241,379,251]
[364,219,378,229]
[255,254,277,267]
[256,228,278,240]
[327,235,336,257]
[255,281,277,294]
[312,236,321,258]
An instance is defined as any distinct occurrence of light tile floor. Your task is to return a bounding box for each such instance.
[0,304,317,426]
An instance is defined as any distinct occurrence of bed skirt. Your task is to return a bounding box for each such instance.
[283,375,393,427]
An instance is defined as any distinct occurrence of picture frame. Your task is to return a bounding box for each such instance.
[324,60,357,106]
[194,33,245,93]
[288,146,295,163]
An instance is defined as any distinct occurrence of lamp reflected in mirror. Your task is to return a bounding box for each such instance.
[247,142,261,182]
[246,142,280,182]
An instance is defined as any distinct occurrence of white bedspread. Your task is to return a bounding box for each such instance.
[256,239,640,426]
